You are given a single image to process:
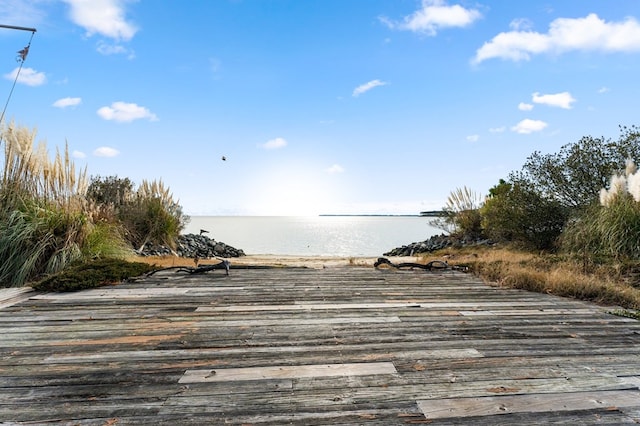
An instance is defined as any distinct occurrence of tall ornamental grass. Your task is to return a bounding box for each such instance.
[119,179,186,252]
[0,122,127,287]
[431,186,484,238]
[562,159,640,261]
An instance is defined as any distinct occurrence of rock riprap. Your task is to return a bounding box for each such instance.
[140,233,245,258]
[384,233,493,256]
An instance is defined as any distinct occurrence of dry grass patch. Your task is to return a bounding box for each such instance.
[420,246,640,310]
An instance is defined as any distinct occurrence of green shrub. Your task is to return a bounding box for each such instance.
[481,180,568,251]
[33,258,154,292]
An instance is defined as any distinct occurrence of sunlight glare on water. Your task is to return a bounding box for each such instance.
[184,216,441,256]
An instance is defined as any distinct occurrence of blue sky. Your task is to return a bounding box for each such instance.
[2,0,640,215]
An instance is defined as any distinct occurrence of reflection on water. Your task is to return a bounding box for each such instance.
[184,216,440,256]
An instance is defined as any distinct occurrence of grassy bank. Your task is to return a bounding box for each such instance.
[419,246,640,313]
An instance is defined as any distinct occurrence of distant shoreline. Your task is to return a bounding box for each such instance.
[319,212,444,217]
[318,214,421,217]
[186,214,440,218]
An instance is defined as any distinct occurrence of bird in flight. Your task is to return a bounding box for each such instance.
[221,156,227,161]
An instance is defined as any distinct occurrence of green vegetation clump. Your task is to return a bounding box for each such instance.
[439,125,640,256]
[562,159,640,262]
[33,258,155,292]
[481,179,568,250]
[429,126,640,312]
[87,176,189,252]
[0,122,103,287]
[0,122,187,288]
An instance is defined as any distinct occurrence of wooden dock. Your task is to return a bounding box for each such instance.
[1,266,639,424]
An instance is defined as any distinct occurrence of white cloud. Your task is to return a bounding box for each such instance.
[96,40,135,58]
[466,134,479,142]
[518,102,534,111]
[381,0,482,35]
[489,126,506,133]
[509,18,534,32]
[353,79,387,97]
[261,137,287,150]
[97,101,158,123]
[326,164,345,174]
[473,13,640,64]
[93,146,119,157]
[63,0,138,41]
[532,91,576,109]
[53,97,82,108]
[598,86,610,94]
[511,119,548,134]
[4,67,46,86]
[72,150,86,158]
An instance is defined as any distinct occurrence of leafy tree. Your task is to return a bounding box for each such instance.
[87,175,134,208]
[513,125,640,210]
[481,179,568,250]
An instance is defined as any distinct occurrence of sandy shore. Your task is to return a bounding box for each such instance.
[134,254,421,269]
[230,255,379,268]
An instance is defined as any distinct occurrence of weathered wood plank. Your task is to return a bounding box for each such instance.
[180,361,397,383]
[0,287,35,309]
[459,308,600,316]
[30,286,245,300]
[196,302,423,312]
[417,390,640,420]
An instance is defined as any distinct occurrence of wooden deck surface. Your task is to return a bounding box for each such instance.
[1,266,640,425]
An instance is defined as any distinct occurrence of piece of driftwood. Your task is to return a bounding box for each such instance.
[147,260,230,277]
[374,257,468,272]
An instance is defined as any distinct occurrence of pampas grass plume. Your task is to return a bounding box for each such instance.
[625,158,637,177]
[628,170,640,202]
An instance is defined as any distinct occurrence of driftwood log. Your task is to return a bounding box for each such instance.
[147,260,231,277]
[374,257,468,272]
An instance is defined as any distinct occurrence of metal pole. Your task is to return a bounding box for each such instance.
[0,24,37,127]
[0,24,36,33]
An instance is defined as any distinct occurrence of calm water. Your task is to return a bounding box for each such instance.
[183,216,440,257]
